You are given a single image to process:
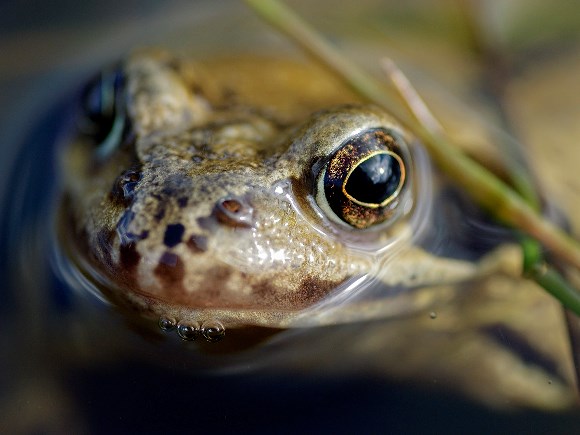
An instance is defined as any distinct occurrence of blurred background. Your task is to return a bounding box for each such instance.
[1,1,579,433]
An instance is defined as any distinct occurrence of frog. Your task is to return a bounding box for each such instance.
[59,48,515,330]
[57,49,577,408]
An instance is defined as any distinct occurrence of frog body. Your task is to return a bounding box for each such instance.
[57,49,577,409]
[61,49,516,328]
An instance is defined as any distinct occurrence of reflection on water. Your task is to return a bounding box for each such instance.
[2,1,580,432]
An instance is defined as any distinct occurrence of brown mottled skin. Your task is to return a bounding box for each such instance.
[61,49,520,328]
[56,49,580,409]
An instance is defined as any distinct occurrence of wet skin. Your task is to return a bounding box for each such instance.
[59,49,525,330]
[56,48,580,409]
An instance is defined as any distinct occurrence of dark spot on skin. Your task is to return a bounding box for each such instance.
[155,251,185,290]
[202,267,231,301]
[161,186,177,196]
[186,234,208,253]
[163,223,185,247]
[120,242,141,271]
[154,207,166,222]
[251,276,345,309]
[197,215,214,230]
[190,83,205,97]
[177,196,188,208]
[289,276,342,308]
[250,281,277,302]
[220,87,238,107]
[159,251,179,267]
[199,184,210,195]
[165,58,181,71]
[156,174,195,201]
[160,174,192,197]
[157,266,233,309]
[150,193,172,222]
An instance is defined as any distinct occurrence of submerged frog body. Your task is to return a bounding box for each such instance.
[61,49,516,329]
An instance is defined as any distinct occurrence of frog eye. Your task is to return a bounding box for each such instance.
[78,67,127,159]
[315,128,408,229]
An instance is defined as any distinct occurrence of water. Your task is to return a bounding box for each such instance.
[2,1,580,433]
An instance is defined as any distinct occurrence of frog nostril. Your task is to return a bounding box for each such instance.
[214,197,254,228]
[110,166,142,205]
[222,199,242,213]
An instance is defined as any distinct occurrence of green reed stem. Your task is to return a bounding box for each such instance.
[384,48,580,316]
[244,0,580,274]
[522,235,580,315]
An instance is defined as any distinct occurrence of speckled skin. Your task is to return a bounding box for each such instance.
[60,49,521,328]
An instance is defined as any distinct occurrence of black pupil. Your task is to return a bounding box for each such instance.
[344,153,401,204]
